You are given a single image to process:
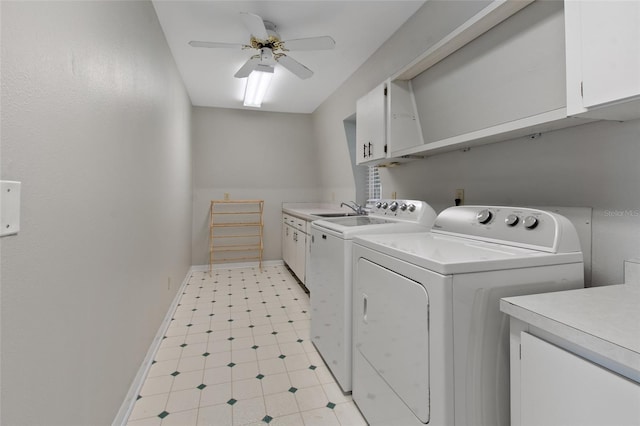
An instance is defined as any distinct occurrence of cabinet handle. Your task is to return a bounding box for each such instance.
[363,294,368,323]
[368,142,372,157]
[363,144,367,158]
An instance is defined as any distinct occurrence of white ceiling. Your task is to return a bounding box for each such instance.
[152,1,426,113]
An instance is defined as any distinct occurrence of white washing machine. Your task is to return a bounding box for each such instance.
[308,199,437,393]
[351,206,584,426]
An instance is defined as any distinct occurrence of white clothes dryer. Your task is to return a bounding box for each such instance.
[308,199,437,392]
[351,206,584,426]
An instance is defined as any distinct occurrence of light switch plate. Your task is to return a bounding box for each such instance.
[1,180,21,236]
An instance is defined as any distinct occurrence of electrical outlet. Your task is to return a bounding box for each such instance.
[391,191,397,199]
[455,189,464,205]
[224,193,230,200]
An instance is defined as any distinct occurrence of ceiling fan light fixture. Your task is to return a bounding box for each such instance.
[243,64,274,108]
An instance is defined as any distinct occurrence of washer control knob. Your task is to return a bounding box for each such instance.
[407,204,416,212]
[523,216,539,229]
[381,202,389,209]
[389,201,399,212]
[375,202,382,209]
[505,214,519,227]
[476,209,493,224]
[400,203,408,211]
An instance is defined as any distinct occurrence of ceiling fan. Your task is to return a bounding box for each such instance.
[188,12,335,80]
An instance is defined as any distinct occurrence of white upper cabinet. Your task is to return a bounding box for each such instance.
[565,1,640,120]
[354,0,640,164]
[356,83,386,165]
[387,80,424,156]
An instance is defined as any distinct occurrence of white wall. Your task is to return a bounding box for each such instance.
[191,106,320,266]
[312,1,640,286]
[0,2,192,424]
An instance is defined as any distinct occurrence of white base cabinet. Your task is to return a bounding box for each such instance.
[501,285,640,426]
[520,332,640,426]
[282,213,309,285]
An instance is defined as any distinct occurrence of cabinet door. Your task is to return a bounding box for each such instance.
[294,231,306,283]
[520,332,640,426]
[565,1,640,120]
[388,80,424,155]
[356,83,386,164]
[282,223,295,269]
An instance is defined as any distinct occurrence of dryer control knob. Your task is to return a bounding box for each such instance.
[389,201,399,212]
[477,209,493,224]
[400,203,408,211]
[523,216,539,229]
[375,202,382,209]
[381,202,389,209]
[505,214,519,227]
[407,204,416,212]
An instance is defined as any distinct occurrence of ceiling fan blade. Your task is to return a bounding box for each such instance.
[188,40,246,49]
[282,36,335,51]
[240,12,268,40]
[234,57,261,78]
[276,55,313,79]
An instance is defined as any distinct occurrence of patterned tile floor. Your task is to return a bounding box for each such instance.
[126,265,367,426]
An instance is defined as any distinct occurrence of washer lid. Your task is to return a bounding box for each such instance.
[353,232,583,275]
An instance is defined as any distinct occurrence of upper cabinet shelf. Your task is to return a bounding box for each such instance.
[355,0,640,165]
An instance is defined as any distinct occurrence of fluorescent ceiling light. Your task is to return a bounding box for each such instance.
[243,64,274,108]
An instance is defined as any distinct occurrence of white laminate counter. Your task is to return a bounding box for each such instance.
[500,284,640,378]
[282,202,357,221]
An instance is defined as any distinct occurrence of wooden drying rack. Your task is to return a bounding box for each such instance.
[209,199,264,274]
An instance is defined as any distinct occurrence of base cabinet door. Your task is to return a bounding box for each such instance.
[520,332,640,426]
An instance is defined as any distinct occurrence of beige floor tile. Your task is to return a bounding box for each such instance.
[334,402,368,426]
[268,412,305,426]
[260,372,292,395]
[160,408,199,426]
[203,365,232,385]
[300,406,341,426]
[171,370,204,392]
[294,385,329,412]
[231,396,266,426]
[231,360,260,381]
[165,388,201,413]
[128,393,169,421]
[288,368,321,389]
[232,377,263,400]
[139,375,173,397]
[127,266,369,426]
[197,402,232,426]
[264,391,299,418]
[199,382,232,407]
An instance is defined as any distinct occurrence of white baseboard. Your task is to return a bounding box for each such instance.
[191,259,284,272]
[112,267,195,426]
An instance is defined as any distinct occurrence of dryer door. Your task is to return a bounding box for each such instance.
[355,258,431,423]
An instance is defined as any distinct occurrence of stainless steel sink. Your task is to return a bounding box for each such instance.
[314,212,361,218]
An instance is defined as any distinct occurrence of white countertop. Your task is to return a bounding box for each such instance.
[500,284,640,375]
[282,202,356,221]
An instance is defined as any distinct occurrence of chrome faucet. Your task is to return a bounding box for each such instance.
[340,201,367,215]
